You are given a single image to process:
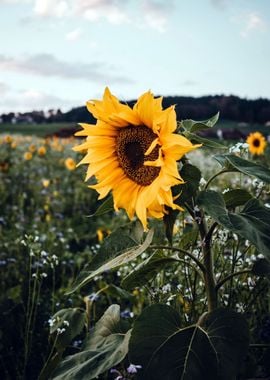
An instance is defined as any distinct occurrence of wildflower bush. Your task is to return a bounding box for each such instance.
[1,90,270,380]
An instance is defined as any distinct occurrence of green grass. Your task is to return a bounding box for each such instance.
[0,122,76,137]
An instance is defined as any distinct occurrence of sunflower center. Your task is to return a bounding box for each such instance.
[116,125,161,186]
[253,138,260,147]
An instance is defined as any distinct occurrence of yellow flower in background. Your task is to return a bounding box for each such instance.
[65,157,76,171]
[29,144,36,153]
[4,135,13,144]
[11,142,17,149]
[38,146,47,156]
[24,152,33,161]
[42,179,50,188]
[74,87,201,229]
[246,132,266,156]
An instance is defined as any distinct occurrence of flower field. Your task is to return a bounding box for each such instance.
[1,102,270,379]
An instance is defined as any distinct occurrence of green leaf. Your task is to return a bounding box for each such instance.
[50,308,87,351]
[67,228,154,293]
[90,220,144,272]
[121,251,179,291]
[198,190,270,258]
[88,195,114,217]
[178,163,202,204]
[129,304,249,380]
[179,227,199,250]
[214,154,270,183]
[103,284,133,300]
[163,208,179,245]
[183,131,226,149]
[52,305,131,380]
[181,112,219,133]
[223,189,252,208]
[252,258,270,277]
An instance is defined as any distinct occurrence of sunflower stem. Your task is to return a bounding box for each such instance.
[196,209,218,312]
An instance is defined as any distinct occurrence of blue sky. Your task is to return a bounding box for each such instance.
[0,0,269,113]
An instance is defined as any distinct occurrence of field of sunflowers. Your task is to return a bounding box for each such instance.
[1,91,270,380]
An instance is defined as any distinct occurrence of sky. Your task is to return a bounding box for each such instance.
[0,0,269,113]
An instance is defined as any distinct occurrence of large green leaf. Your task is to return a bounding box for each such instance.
[67,228,154,293]
[183,131,226,149]
[181,113,219,133]
[90,220,144,271]
[52,305,131,380]
[223,189,252,208]
[129,304,249,380]
[198,190,270,258]
[121,251,179,291]
[50,308,87,351]
[214,154,270,183]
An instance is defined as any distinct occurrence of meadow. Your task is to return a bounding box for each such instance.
[1,122,270,379]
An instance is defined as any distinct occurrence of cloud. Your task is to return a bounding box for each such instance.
[210,0,230,10]
[30,0,173,32]
[240,12,266,38]
[0,0,31,3]
[66,27,82,41]
[74,0,130,24]
[34,0,69,18]
[0,82,10,94]
[0,88,79,113]
[0,53,133,84]
[141,0,175,32]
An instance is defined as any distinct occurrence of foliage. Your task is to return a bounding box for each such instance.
[1,109,270,380]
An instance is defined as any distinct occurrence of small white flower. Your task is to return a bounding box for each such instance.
[48,318,56,327]
[162,284,171,294]
[32,273,37,278]
[194,205,200,213]
[41,250,48,257]
[41,273,47,278]
[127,364,142,374]
[222,188,230,194]
[63,320,70,327]
[57,328,66,334]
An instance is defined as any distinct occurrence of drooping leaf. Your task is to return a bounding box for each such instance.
[88,195,114,217]
[181,113,220,133]
[52,305,131,380]
[67,228,154,293]
[121,251,179,291]
[50,308,87,351]
[223,189,252,208]
[183,131,226,149]
[198,190,270,258]
[129,304,249,380]
[214,154,270,183]
[163,208,179,245]
[90,220,144,271]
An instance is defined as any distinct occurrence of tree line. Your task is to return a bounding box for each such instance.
[1,94,270,125]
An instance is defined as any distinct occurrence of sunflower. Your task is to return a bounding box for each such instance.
[74,87,201,229]
[246,132,266,155]
[65,157,76,171]
[24,151,33,161]
[38,146,47,156]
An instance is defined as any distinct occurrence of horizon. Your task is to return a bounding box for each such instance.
[0,0,269,114]
[1,91,270,116]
